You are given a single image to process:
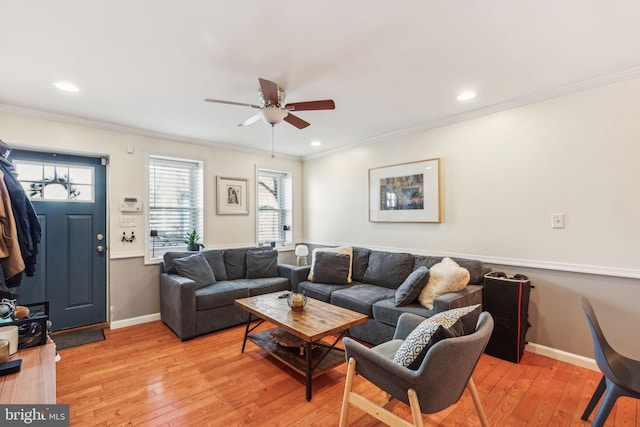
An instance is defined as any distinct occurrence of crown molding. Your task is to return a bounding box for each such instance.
[303,66,640,161]
[0,104,301,161]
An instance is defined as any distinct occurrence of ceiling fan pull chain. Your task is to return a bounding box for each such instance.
[271,125,275,158]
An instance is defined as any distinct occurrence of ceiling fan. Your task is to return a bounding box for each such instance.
[205,78,335,129]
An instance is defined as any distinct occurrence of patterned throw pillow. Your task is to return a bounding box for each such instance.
[392,304,481,369]
[417,257,470,309]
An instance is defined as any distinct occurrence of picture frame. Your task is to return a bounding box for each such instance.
[217,176,249,215]
[369,158,441,223]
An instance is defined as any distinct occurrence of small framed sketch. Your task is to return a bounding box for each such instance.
[369,158,441,223]
[217,176,249,215]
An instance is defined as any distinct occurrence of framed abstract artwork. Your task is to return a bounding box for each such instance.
[217,176,249,215]
[368,158,441,223]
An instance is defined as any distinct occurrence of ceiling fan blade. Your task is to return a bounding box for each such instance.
[284,113,311,129]
[205,98,260,109]
[238,114,262,127]
[285,100,335,111]
[258,78,280,105]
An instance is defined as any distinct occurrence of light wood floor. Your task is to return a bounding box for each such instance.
[55,320,637,426]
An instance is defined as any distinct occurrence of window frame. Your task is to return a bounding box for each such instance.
[256,167,293,250]
[146,154,204,263]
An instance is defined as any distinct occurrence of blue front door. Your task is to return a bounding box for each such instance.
[9,150,107,331]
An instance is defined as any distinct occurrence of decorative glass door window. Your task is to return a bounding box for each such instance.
[13,160,94,202]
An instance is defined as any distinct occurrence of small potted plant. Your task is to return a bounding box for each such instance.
[184,230,205,251]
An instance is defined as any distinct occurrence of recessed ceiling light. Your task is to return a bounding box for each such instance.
[310,140,322,147]
[457,91,476,101]
[54,81,80,93]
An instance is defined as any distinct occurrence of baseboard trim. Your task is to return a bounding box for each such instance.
[110,313,161,330]
[525,342,598,372]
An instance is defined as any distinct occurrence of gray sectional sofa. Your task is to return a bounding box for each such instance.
[159,246,294,340]
[291,247,489,345]
[159,244,488,346]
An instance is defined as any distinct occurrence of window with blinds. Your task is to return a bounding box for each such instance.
[148,156,203,258]
[257,169,292,248]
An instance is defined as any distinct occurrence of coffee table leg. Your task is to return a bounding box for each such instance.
[305,341,313,401]
[241,313,252,353]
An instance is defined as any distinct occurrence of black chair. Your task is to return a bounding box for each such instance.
[339,312,493,427]
[579,297,640,426]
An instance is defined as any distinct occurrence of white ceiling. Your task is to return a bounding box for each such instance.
[2,1,640,158]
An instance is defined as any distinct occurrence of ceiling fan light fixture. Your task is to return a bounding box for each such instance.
[259,106,288,125]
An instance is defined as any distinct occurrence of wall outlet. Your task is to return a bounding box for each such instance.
[551,213,565,229]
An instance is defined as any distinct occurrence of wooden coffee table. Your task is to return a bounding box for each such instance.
[235,292,367,401]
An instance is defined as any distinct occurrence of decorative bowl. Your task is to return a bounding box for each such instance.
[287,292,307,310]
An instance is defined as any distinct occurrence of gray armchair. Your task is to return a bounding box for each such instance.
[340,312,494,427]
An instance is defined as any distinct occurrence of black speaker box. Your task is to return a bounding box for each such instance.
[483,272,531,363]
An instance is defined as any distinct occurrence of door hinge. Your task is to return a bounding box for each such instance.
[101,158,109,166]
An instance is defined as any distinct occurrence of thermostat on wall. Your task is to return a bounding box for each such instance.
[120,197,142,212]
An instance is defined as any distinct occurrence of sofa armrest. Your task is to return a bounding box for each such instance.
[433,284,483,313]
[276,263,296,281]
[288,265,311,292]
[159,273,197,340]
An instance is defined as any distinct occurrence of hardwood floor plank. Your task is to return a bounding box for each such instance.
[54,320,635,426]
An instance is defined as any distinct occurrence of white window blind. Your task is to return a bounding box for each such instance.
[257,169,292,248]
[148,156,203,258]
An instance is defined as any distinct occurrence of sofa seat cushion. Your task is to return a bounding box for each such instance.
[362,251,414,289]
[246,277,290,296]
[298,281,350,302]
[195,281,249,310]
[330,284,395,317]
[372,299,436,326]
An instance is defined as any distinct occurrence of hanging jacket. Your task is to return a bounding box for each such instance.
[0,169,25,279]
[0,157,41,284]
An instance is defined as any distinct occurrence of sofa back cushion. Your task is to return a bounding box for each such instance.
[362,251,414,289]
[224,246,270,280]
[246,249,278,279]
[351,247,371,282]
[201,249,228,281]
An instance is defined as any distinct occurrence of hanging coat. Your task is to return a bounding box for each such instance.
[0,157,41,286]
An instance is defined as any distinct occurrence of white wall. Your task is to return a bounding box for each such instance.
[0,110,303,321]
[303,77,640,358]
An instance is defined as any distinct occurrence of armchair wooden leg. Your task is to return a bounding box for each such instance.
[339,357,357,427]
[407,389,424,427]
[467,377,489,427]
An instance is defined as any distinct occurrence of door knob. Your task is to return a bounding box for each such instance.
[96,245,105,253]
